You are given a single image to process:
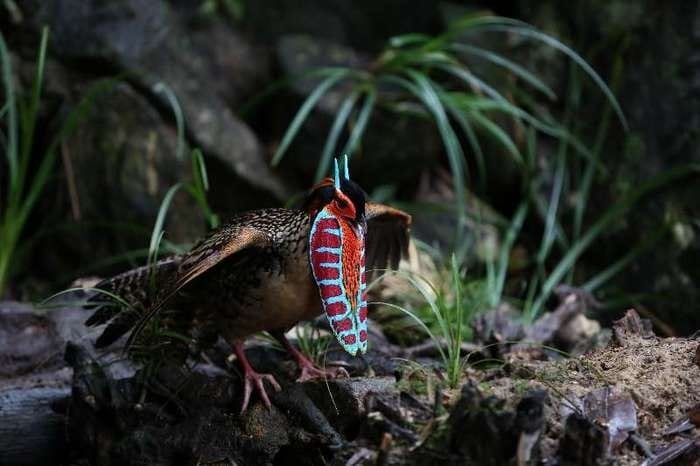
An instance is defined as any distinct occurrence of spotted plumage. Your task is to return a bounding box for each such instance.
[86,156,411,411]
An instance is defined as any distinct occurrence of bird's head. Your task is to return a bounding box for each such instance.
[304,155,369,356]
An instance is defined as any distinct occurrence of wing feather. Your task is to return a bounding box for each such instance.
[124,224,271,349]
[365,202,412,279]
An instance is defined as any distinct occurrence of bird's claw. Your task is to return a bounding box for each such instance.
[241,371,281,413]
[296,363,349,383]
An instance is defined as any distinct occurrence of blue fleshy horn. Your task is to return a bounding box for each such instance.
[333,158,340,189]
[343,154,349,179]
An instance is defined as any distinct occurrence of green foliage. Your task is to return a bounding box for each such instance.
[0,27,117,297]
[270,13,626,244]
[375,255,488,388]
[146,83,219,282]
[198,0,244,21]
[293,322,332,366]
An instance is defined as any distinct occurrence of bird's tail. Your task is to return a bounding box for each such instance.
[84,258,178,348]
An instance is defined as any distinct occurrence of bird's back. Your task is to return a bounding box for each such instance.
[85,208,315,348]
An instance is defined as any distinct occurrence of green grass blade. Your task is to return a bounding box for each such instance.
[340,88,376,157]
[443,97,485,186]
[451,43,556,100]
[153,82,185,161]
[18,78,120,228]
[271,68,350,166]
[529,164,700,319]
[492,200,529,306]
[389,33,432,48]
[316,89,360,181]
[472,20,628,129]
[374,301,447,363]
[191,148,209,192]
[147,183,182,269]
[0,29,18,199]
[469,111,522,165]
[25,26,48,147]
[40,286,133,310]
[434,62,510,107]
[573,57,621,242]
[402,71,467,239]
[583,225,667,292]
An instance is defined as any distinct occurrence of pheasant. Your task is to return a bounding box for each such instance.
[85,156,411,411]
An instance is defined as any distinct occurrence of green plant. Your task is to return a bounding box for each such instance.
[479,61,700,320]
[375,255,485,389]
[198,0,244,21]
[146,83,220,278]
[0,27,117,297]
[269,13,626,242]
[293,322,332,366]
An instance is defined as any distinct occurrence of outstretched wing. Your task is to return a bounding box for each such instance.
[124,224,271,348]
[365,202,412,278]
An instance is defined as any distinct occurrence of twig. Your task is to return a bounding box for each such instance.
[61,140,81,220]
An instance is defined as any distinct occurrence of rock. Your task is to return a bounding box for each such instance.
[472,303,525,357]
[29,0,288,203]
[612,308,655,345]
[0,301,92,466]
[557,413,607,466]
[449,383,546,466]
[0,371,72,466]
[185,16,272,109]
[0,301,63,377]
[522,286,604,355]
[241,0,442,52]
[63,341,351,465]
[27,80,205,282]
[561,387,638,457]
[70,82,203,241]
[304,376,397,436]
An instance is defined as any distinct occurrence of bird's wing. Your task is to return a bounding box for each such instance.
[365,202,412,278]
[123,224,271,348]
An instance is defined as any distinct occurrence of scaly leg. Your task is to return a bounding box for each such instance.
[271,331,349,382]
[229,340,281,413]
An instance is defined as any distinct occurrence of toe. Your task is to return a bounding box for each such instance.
[255,378,272,408]
[264,374,282,392]
[240,379,253,414]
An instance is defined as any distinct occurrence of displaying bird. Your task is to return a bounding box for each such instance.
[85,155,411,412]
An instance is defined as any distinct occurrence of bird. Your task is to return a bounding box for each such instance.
[85,155,411,412]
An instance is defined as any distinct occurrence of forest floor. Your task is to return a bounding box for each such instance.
[1,298,699,465]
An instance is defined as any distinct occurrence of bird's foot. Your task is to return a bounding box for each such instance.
[241,369,281,413]
[296,359,349,383]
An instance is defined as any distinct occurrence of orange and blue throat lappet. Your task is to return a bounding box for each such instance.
[309,155,369,355]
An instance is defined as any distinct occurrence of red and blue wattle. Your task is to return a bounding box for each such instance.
[309,208,368,355]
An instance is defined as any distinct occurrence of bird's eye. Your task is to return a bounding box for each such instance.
[336,199,348,209]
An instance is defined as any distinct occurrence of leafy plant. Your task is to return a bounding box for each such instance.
[374,255,486,388]
[269,13,626,243]
[293,322,332,366]
[145,83,220,277]
[0,27,117,297]
[479,62,700,320]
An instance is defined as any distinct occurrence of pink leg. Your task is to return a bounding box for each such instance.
[230,341,281,413]
[271,331,349,382]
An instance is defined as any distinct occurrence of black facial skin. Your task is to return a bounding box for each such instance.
[302,178,367,225]
[340,178,366,224]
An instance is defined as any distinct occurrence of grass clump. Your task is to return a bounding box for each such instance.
[0,27,117,298]
[269,12,627,244]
